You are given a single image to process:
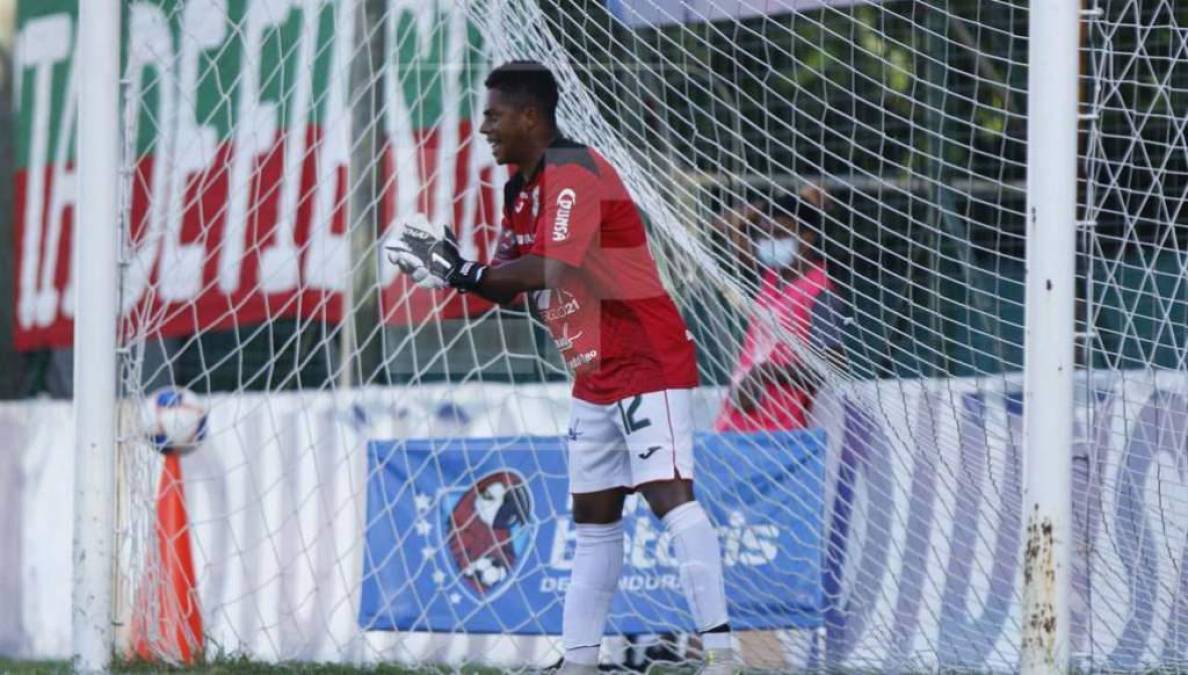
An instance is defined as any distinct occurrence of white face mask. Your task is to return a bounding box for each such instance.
[754,236,799,268]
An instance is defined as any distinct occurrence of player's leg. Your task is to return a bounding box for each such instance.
[561,399,631,672]
[635,476,692,517]
[571,487,628,524]
[561,488,627,671]
[636,479,733,657]
[618,389,736,671]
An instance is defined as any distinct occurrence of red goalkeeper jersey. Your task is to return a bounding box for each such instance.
[491,137,699,404]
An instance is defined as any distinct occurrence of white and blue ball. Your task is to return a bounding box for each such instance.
[143,386,208,453]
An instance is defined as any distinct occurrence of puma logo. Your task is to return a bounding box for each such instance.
[637,446,663,460]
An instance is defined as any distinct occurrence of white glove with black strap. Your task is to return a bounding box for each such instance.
[384,213,486,292]
[384,215,443,289]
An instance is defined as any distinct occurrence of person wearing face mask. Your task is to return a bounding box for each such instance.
[714,191,845,433]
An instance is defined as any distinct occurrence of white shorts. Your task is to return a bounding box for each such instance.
[566,388,695,494]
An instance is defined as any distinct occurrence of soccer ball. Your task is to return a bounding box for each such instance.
[143,386,208,453]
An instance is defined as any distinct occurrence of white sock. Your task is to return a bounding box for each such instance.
[563,520,624,665]
[662,501,731,640]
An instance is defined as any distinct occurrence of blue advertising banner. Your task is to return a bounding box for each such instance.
[359,431,825,634]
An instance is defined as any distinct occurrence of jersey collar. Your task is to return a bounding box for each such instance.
[519,135,577,183]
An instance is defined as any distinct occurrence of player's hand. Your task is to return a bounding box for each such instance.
[385,214,486,292]
[384,214,446,289]
[399,218,487,292]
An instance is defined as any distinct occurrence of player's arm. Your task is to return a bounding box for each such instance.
[390,158,600,299]
[385,220,569,302]
[472,223,567,305]
[469,254,568,304]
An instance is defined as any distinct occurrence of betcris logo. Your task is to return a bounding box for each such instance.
[552,188,577,241]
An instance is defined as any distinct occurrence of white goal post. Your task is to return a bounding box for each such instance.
[1020,1,1078,672]
[38,0,1188,671]
[72,0,120,672]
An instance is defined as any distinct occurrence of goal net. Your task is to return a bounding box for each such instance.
[13,0,1184,669]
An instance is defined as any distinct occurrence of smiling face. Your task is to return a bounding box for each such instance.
[480,88,537,166]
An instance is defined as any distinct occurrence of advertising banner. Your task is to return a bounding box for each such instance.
[817,371,1188,670]
[14,0,355,348]
[359,431,826,634]
[12,0,501,350]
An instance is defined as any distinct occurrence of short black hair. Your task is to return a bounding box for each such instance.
[484,60,560,127]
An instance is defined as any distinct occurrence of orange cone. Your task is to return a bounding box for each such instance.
[131,452,204,664]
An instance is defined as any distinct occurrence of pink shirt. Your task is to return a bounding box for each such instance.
[715,265,833,432]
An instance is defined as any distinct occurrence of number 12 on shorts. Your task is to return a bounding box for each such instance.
[617,395,652,434]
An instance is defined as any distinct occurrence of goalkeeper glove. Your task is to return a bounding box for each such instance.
[387,216,487,292]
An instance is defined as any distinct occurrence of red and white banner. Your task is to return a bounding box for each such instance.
[12,0,502,351]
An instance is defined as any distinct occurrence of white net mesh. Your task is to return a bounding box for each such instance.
[11,0,1164,669]
[1080,0,1188,669]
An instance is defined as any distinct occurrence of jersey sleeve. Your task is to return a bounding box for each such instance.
[529,163,603,267]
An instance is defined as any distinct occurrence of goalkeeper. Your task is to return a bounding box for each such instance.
[387,61,737,674]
